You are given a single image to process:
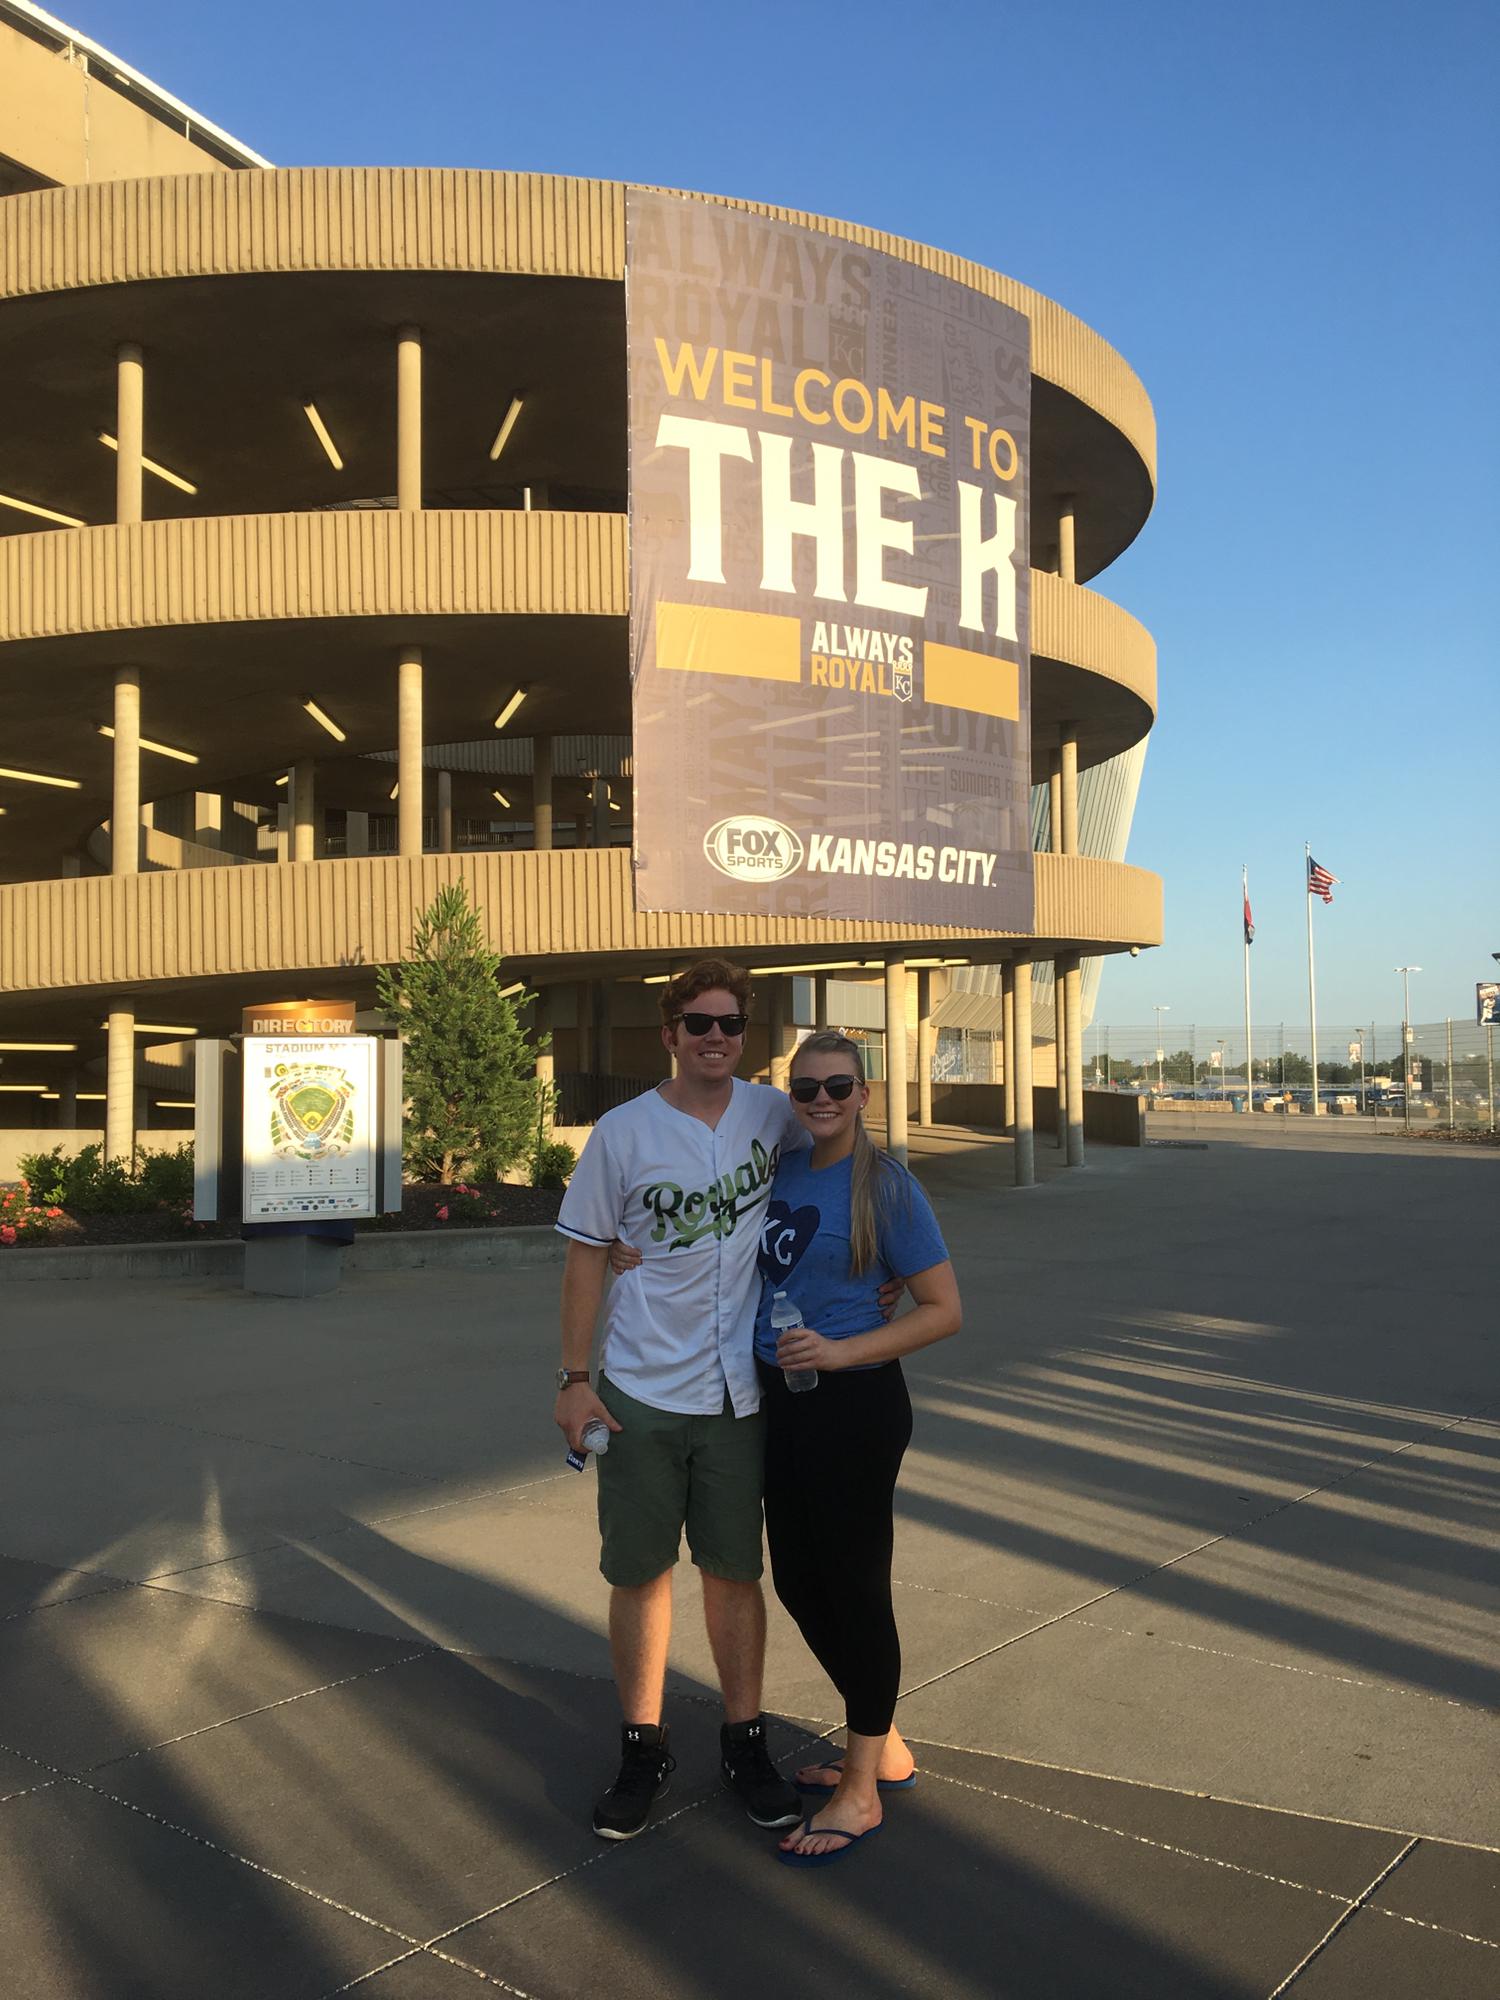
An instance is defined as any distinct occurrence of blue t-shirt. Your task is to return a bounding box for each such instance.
[753,1149,948,1364]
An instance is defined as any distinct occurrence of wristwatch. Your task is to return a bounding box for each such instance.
[556,1368,592,1390]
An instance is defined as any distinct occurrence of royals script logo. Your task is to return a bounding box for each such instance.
[642,1139,781,1251]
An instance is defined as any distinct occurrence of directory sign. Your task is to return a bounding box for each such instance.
[241,1035,378,1222]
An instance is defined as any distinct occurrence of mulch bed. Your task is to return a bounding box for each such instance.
[1400,1127,1500,1147]
[1,1180,565,1250]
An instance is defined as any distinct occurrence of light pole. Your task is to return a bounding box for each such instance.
[1153,1004,1169,1098]
[1216,1038,1228,1105]
[1396,966,1421,1136]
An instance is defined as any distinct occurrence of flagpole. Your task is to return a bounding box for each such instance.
[1305,841,1321,1116]
[1243,865,1253,1116]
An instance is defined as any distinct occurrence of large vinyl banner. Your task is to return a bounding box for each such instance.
[627,188,1032,931]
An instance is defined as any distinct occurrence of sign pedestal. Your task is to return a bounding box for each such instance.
[244,1230,347,1297]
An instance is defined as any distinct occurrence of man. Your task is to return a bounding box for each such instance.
[553,957,805,1841]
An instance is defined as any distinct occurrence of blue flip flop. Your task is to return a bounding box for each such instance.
[793,1758,917,1796]
[776,1818,882,1867]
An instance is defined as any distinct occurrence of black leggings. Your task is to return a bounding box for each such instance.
[759,1357,913,1738]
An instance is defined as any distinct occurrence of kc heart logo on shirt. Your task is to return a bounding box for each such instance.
[758,1200,821,1282]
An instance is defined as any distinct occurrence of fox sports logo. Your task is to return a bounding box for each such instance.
[703,815,805,882]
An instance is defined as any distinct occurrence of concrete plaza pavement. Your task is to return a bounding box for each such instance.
[0,1122,1496,1997]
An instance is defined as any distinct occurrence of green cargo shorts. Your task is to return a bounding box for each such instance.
[594,1374,766,1588]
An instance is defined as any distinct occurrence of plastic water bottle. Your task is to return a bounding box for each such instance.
[566,1418,613,1472]
[771,1290,818,1394]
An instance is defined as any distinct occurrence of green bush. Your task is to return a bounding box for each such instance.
[137,1145,194,1210]
[17,1147,69,1208]
[14,1141,194,1215]
[530,1140,577,1190]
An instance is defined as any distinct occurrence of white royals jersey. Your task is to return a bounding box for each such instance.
[557,1079,806,1416]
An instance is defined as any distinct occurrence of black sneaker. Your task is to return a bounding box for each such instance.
[721,1716,801,1828]
[592,1723,675,1841]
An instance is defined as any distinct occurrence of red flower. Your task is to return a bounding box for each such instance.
[0,1226,16,1246]
[435,1205,449,1221]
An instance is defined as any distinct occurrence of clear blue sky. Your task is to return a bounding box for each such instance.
[71,0,1499,1027]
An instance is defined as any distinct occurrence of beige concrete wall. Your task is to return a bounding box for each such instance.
[0,168,1154,488]
[0,1127,179,1182]
[0,851,1165,1000]
[0,25,238,187]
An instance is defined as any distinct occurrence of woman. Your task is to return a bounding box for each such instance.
[757,1030,961,1867]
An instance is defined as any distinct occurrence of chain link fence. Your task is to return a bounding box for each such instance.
[931,1021,1498,1129]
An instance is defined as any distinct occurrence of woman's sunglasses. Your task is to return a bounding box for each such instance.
[675,1011,749,1038]
[789,1075,860,1104]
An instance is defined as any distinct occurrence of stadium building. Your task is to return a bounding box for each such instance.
[0,0,1162,1185]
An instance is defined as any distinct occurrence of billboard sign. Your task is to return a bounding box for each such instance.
[241,1036,378,1222]
[1478,983,1499,1027]
[626,188,1032,931]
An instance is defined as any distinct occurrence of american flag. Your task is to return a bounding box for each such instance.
[1307,855,1338,903]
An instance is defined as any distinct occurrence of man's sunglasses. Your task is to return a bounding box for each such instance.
[789,1075,860,1104]
[675,1011,749,1038]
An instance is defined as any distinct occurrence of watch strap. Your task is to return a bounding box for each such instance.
[558,1368,592,1388]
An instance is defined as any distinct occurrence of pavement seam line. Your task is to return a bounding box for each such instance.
[1362,1902,1500,1952]
[55,1771,427,1949]
[0,1576,138,1624]
[922,1765,1354,1905]
[84,1647,434,1771]
[894,1581,1477,1711]
[1059,1617,1479,1710]
[894,1413,1475,1701]
[1266,1837,1421,1997]
[890,1729,1500,1852]
[420,1785,724,1958]
[318,1947,428,1996]
[321,1943,536,1998]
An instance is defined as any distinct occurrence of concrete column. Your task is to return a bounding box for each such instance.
[814,973,829,1031]
[1058,495,1076,585]
[533,736,554,850]
[592,778,609,848]
[58,1073,78,1131]
[397,648,423,858]
[115,342,144,526]
[1012,959,1035,1187]
[105,1008,135,1165]
[111,667,140,878]
[275,803,290,864]
[885,956,909,1166]
[576,980,593,1074]
[1064,953,1085,1168]
[193,792,223,850]
[291,758,317,864]
[916,968,934,1127]
[1049,752,1062,855]
[436,770,453,854]
[534,987,555,1128]
[768,976,791,1090]
[346,810,369,857]
[1055,960,1069,1149]
[1002,963,1017,1132]
[593,980,612,1076]
[1060,727,1079,857]
[397,325,422,512]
